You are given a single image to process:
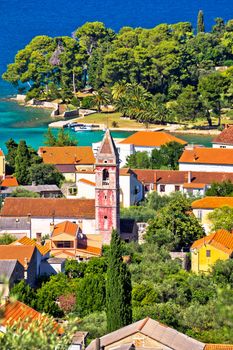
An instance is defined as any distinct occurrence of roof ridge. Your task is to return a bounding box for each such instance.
[138,316,150,331]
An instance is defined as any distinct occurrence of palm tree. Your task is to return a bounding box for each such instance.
[111,81,128,100]
[92,89,110,112]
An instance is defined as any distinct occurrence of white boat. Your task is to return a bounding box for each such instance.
[74,124,92,131]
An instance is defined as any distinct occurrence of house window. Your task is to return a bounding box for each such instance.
[68,187,77,196]
[206,250,211,257]
[102,169,109,185]
[197,210,202,220]
[57,241,73,248]
[175,185,180,191]
[104,215,108,220]
[160,185,165,192]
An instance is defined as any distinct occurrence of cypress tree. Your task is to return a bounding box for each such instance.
[197,10,205,33]
[106,230,132,332]
[14,140,31,185]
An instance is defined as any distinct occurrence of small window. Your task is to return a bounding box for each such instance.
[206,250,211,257]
[175,185,180,192]
[104,216,108,220]
[160,185,165,192]
[220,145,226,148]
[36,232,42,240]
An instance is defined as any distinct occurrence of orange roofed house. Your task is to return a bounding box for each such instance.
[92,131,187,167]
[191,229,233,273]
[86,316,233,350]
[212,125,233,148]
[0,300,63,335]
[192,197,233,233]
[0,197,96,240]
[179,147,233,173]
[50,220,102,260]
[38,146,95,182]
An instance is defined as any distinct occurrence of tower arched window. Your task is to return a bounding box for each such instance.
[102,169,109,185]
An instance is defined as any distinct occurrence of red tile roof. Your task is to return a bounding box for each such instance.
[0,150,4,157]
[120,131,187,147]
[179,147,233,165]
[212,126,233,145]
[192,197,233,209]
[52,221,78,237]
[1,198,95,219]
[0,300,63,334]
[133,169,233,186]
[191,229,233,255]
[0,245,35,267]
[11,236,50,255]
[38,146,95,165]
[1,176,19,187]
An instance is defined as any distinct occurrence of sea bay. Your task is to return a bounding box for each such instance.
[0,0,230,150]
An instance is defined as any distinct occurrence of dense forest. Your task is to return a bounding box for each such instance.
[4,15,233,125]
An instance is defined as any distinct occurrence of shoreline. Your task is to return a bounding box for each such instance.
[4,96,221,136]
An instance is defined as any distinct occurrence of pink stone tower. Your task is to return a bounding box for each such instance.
[95,129,120,244]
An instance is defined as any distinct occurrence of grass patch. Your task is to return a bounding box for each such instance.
[74,112,164,129]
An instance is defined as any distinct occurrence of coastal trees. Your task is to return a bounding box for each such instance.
[198,72,230,125]
[197,10,205,33]
[14,140,31,185]
[5,138,18,173]
[106,230,132,332]
[44,128,78,146]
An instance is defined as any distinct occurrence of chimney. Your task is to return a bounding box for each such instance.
[153,171,157,191]
[188,171,192,183]
[50,222,55,234]
[24,258,28,281]
[95,338,101,350]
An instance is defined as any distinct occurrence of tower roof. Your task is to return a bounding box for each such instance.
[96,129,119,164]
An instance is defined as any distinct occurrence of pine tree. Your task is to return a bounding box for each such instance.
[197,10,205,33]
[44,128,57,146]
[14,140,31,185]
[106,230,132,332]
[5,138,18,173]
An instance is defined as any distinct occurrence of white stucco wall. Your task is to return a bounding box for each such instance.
[192,208,212,233]
[30,217,95,238]
[212,143,233,149]
[179,162,233,173]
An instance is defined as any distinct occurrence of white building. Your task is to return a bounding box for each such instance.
[65,168,143,208]
[192,196,233,233]
[93,131,187,167]
[212,125,233,148]
[179,147,233,173]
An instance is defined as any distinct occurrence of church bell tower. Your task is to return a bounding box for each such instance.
[95,130,120,244]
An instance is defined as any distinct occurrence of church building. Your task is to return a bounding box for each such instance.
[0,130,137,251]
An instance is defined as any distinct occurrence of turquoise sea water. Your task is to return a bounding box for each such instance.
[0,0,229,150]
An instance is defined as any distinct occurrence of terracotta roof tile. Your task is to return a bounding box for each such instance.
[183,183,206,189]
[38,146,95,165]
[205,345,233,350]
[192,197,233,209]
[191,229,233,255]
[1,176,19,187]
[52,221,78,237]
[1,198,95,219]
[86,317,204,350]
[179,147,233,165]
[133,169,233,185]
[120,131,187,147]
[0,245,35,267]
[213,126,233,145]
[78,178,96,186]
[11,236,50,255]
[0,300,63,334]
[0,150,4,156]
